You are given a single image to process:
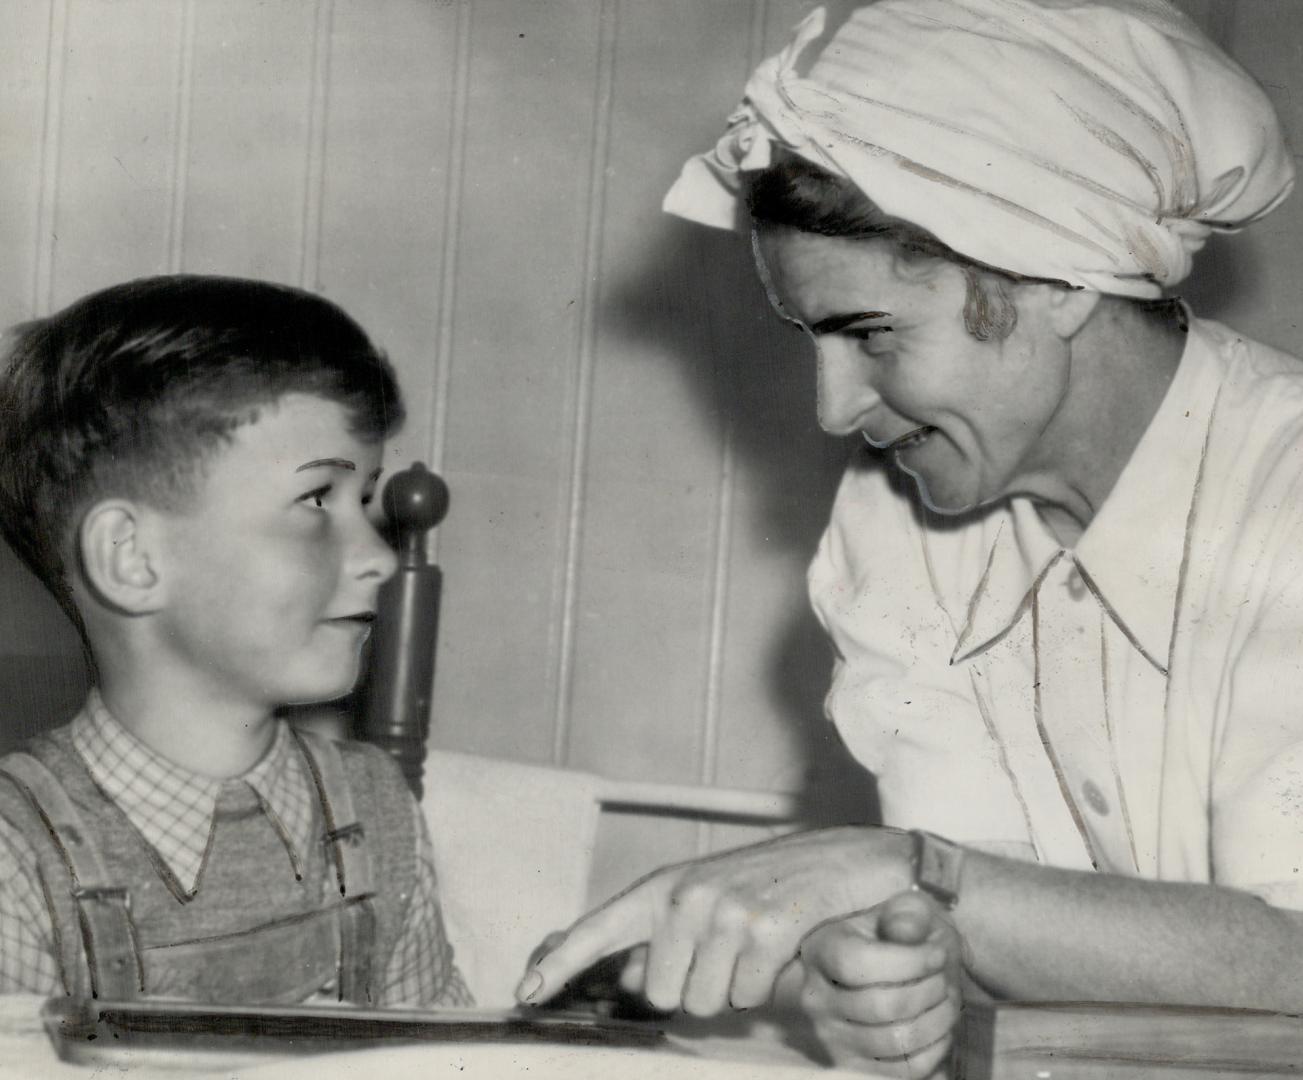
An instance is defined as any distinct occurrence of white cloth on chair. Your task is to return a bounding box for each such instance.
[421,749,604,1006]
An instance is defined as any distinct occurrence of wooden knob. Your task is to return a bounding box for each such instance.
[383,462,450,536]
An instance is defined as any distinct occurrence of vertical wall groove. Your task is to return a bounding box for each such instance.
[695,405,738,854]
[551,0,620,766]
[31,0,69,315]
[299,0,334,291]
[165,0,197,273]
[425,0,474,513]
[695,0,771,853]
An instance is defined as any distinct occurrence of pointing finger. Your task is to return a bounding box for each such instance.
[516,887,657,1004]
[526,930,570,970]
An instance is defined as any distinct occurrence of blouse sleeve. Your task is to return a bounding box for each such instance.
[1212,561,1303,910]
[809,457,1032,850]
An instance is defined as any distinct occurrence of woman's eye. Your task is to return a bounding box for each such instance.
[298,485,332,510]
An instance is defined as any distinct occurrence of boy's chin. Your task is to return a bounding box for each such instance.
[277,667,364,710]
[284,688,357,709]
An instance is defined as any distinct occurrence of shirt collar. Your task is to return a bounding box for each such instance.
[71,689,316,896]
[953,318,1223,670]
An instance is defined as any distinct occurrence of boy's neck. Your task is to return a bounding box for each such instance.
[95,667,279,780]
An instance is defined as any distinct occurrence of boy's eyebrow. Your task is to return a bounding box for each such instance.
[295,458,356,473]
[810,311,892,335]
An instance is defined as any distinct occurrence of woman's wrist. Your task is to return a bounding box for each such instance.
[846,825,918,907]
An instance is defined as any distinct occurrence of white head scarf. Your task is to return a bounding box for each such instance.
[664,0,1295,297]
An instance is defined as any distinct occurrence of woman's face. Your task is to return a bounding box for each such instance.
[754,225,1075,514]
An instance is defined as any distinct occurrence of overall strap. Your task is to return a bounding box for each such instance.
[0,753,144,999]
[291,730,377,1003]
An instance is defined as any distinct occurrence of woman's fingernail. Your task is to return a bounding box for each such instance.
[515,970,544,1003]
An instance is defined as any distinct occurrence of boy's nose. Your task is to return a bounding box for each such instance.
[816,342,882,436]
[353,519,398,584]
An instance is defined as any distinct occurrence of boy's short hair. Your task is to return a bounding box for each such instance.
[0,274,405,621]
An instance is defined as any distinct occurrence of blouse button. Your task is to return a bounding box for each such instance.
[1066,565,1088,600]
[1081,779,1110,816]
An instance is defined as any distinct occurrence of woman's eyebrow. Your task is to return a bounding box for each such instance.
[295,457,357,473]
[810,311,892,335]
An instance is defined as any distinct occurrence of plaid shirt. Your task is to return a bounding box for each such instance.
[0,691,471,1007]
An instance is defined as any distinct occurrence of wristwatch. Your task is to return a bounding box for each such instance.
[909,830,965,910]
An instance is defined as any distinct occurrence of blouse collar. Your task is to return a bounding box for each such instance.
[952,317,1224,670]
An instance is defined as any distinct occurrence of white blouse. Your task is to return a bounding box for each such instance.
[810,317,1303,908]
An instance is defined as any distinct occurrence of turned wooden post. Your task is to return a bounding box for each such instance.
[359,462,450,800]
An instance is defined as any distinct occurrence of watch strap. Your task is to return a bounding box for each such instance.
[909,829,964,909]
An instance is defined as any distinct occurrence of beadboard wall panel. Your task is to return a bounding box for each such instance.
[547,0,757,889]
[316,0,460,512]
[44,0,183,307]
[432,1,604,763]
[1180,1,1303,358]
[1,2,1301,899]
[179,0,316,286]
[0,1,92,724]
[0,0,44,332]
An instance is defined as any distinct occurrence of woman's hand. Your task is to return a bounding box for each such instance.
[515,826,913,1014]
[798,890,963,1079]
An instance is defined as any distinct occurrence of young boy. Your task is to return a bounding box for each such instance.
[0,275,471,1007]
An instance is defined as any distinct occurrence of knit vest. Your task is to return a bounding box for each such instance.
[0,725,418,1005]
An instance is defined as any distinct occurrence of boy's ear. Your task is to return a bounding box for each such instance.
[78,500,166,615]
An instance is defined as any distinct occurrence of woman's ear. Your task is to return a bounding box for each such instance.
[1046,285,1103,340]
[78,500,165,615]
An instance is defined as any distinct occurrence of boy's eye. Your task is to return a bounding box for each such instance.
[845,325,893,342]
[298,484,332,510]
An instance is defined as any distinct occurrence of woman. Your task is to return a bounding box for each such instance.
[518,0,1303,1073]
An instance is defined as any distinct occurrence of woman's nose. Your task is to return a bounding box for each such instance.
[816,342,882,436]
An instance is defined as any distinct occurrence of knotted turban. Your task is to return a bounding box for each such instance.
[664,0,1295,297]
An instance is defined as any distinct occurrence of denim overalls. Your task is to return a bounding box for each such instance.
[0,728,409,1004]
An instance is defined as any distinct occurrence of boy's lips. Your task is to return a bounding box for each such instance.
[327,611,377,628]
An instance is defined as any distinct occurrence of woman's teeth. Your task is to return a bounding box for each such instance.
[889,426,934,450]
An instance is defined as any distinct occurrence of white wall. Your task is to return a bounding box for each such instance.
[0,0,1299,895]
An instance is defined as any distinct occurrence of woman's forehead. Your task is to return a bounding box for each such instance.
[757,225,882,275]
[755,226,939,312]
